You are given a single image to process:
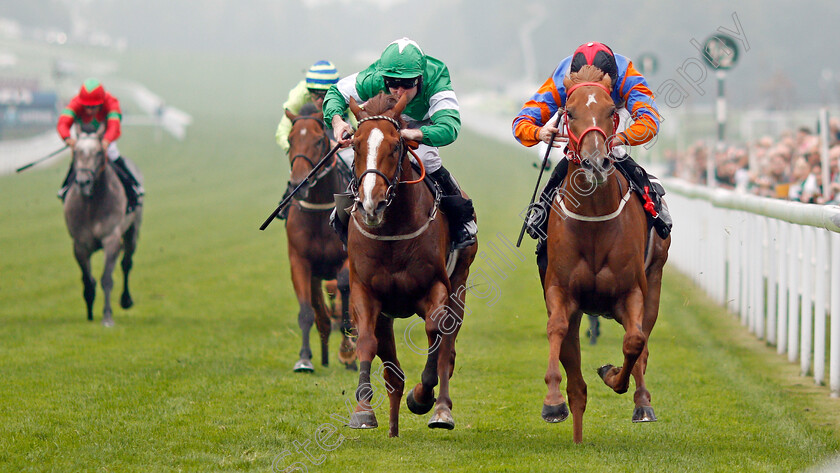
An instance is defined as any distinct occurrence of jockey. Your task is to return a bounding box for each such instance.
[57,78,143,212]
[325,37,477,250]
[275,60,355,220]
[513,42,672,244]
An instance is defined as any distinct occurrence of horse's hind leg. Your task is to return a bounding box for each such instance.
[374,315,404,437]
[310,278,331,367]
[73,243,96,321]
[120,223,138,309]
[559,312,587,443]
[100,234,123,327]
[337,266,357,371]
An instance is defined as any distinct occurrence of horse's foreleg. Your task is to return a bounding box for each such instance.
[100,234,122,327]
[374,315,404,437]
[424,282,458,430]
[559,312,586,443]
[73,243,95,322]
[336,266,357,370]
[543,284,573,424]
[599,288,646,395]
[289,253,315,372]
[310,278,331,367]
[347,282,381,429]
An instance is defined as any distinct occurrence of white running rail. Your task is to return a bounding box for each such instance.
[665,178,840,396]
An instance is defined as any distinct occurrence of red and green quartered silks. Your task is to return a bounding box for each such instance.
[57,89,122,143]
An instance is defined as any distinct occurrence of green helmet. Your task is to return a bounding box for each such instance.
[379,38,426,79]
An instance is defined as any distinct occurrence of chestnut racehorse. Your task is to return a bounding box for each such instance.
[344,92,477,437]
[539,65,670,443]
[283,104,356,372]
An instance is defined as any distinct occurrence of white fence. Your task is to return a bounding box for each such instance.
[666,178,840,396]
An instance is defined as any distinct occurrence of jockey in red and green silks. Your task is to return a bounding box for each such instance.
[323,37,476,250]
[56,78,143,210]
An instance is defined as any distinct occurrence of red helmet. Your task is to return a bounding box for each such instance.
[77,78,106,106]
[570,42,618,85]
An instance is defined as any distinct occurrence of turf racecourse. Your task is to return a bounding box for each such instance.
[1,49,839,472]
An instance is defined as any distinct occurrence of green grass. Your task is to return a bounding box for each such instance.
[1,46,839,472]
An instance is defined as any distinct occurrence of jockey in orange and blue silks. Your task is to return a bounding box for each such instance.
[512,42,671,243]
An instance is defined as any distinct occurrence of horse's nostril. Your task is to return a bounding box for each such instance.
[375,201,387,214]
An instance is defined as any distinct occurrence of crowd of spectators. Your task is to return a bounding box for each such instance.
[667,118,840,205]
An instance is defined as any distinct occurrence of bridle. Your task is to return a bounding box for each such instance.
[350,115,425,208]
[289,115,334,186]
[562,81,620,165]
[73,142,107,188]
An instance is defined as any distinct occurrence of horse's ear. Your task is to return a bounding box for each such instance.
[563,75,573,92]
[599,73,612,90]
[285,108,297,121]
[348,96,364,120]
[96,123,106,138]
[390,92,409,118]
[72,123,80,138]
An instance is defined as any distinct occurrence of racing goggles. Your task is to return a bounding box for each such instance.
[384,76,419,90]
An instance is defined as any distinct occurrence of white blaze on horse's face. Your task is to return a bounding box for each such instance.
[586,93,597,107]
[362,127,385,218]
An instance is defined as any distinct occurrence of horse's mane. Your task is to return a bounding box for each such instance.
[361,92,406,128]
[567,65,608,85]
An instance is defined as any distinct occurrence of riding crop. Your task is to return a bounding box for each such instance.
[516,113,564,247]
[15,145,70,173]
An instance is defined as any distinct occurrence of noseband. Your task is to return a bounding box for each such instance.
[73,147,107,186]
[563,81,620,165]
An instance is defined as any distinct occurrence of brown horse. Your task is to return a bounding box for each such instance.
[64,125,142,326]
[343,92,477,437]
[283,104,356,372]
[539,65,670,443]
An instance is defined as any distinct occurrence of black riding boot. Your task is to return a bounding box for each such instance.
[57,162,74,201]
[613,154,672,239]
[429,167,477,250]
[276,182,293,220]
[111,157,142,212]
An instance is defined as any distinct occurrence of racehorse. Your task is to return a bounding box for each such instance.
[283,104,356,372]
[63,125,143,326]
[539,65,670,443]
[344,92,477,437]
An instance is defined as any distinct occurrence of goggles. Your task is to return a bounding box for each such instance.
[383,76,419,90]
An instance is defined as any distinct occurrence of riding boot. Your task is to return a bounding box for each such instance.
[330,192,354,246]
[111,157,142,212]
[429,166,477,250]
[612,152,672,239]
[57,162,74,201]
[527,157,568,241]
[276,182,293,220]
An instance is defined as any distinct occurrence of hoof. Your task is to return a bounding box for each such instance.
[428,406,455,430]
[344,360,358,371]
[293,359,314,373]
[597,364,615,381]
[406,390,435,415]
[541,403,569,423]
[347,410,378,429]
[120,292,134,309]
[102,318,114,328]
[632,406,657,423]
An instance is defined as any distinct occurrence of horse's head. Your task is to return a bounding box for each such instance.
[348,91,409,227]
[285,103,330,200]
[72,124,106,197]
[562,65,618,183]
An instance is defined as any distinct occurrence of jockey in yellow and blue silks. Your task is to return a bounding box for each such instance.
[324,38,477,250]
[275,60,355,220]
[513,41,672,243]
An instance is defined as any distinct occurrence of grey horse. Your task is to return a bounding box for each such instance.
[63,125,143,326]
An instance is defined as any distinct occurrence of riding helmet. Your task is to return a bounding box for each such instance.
[305,60,340,91]
[77,78,106,106]
[379,37,426,79]
[570,42,618,85]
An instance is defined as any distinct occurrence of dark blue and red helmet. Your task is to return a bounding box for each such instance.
[570,42,618,85]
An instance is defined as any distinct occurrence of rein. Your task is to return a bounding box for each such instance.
[562,81,620,165]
